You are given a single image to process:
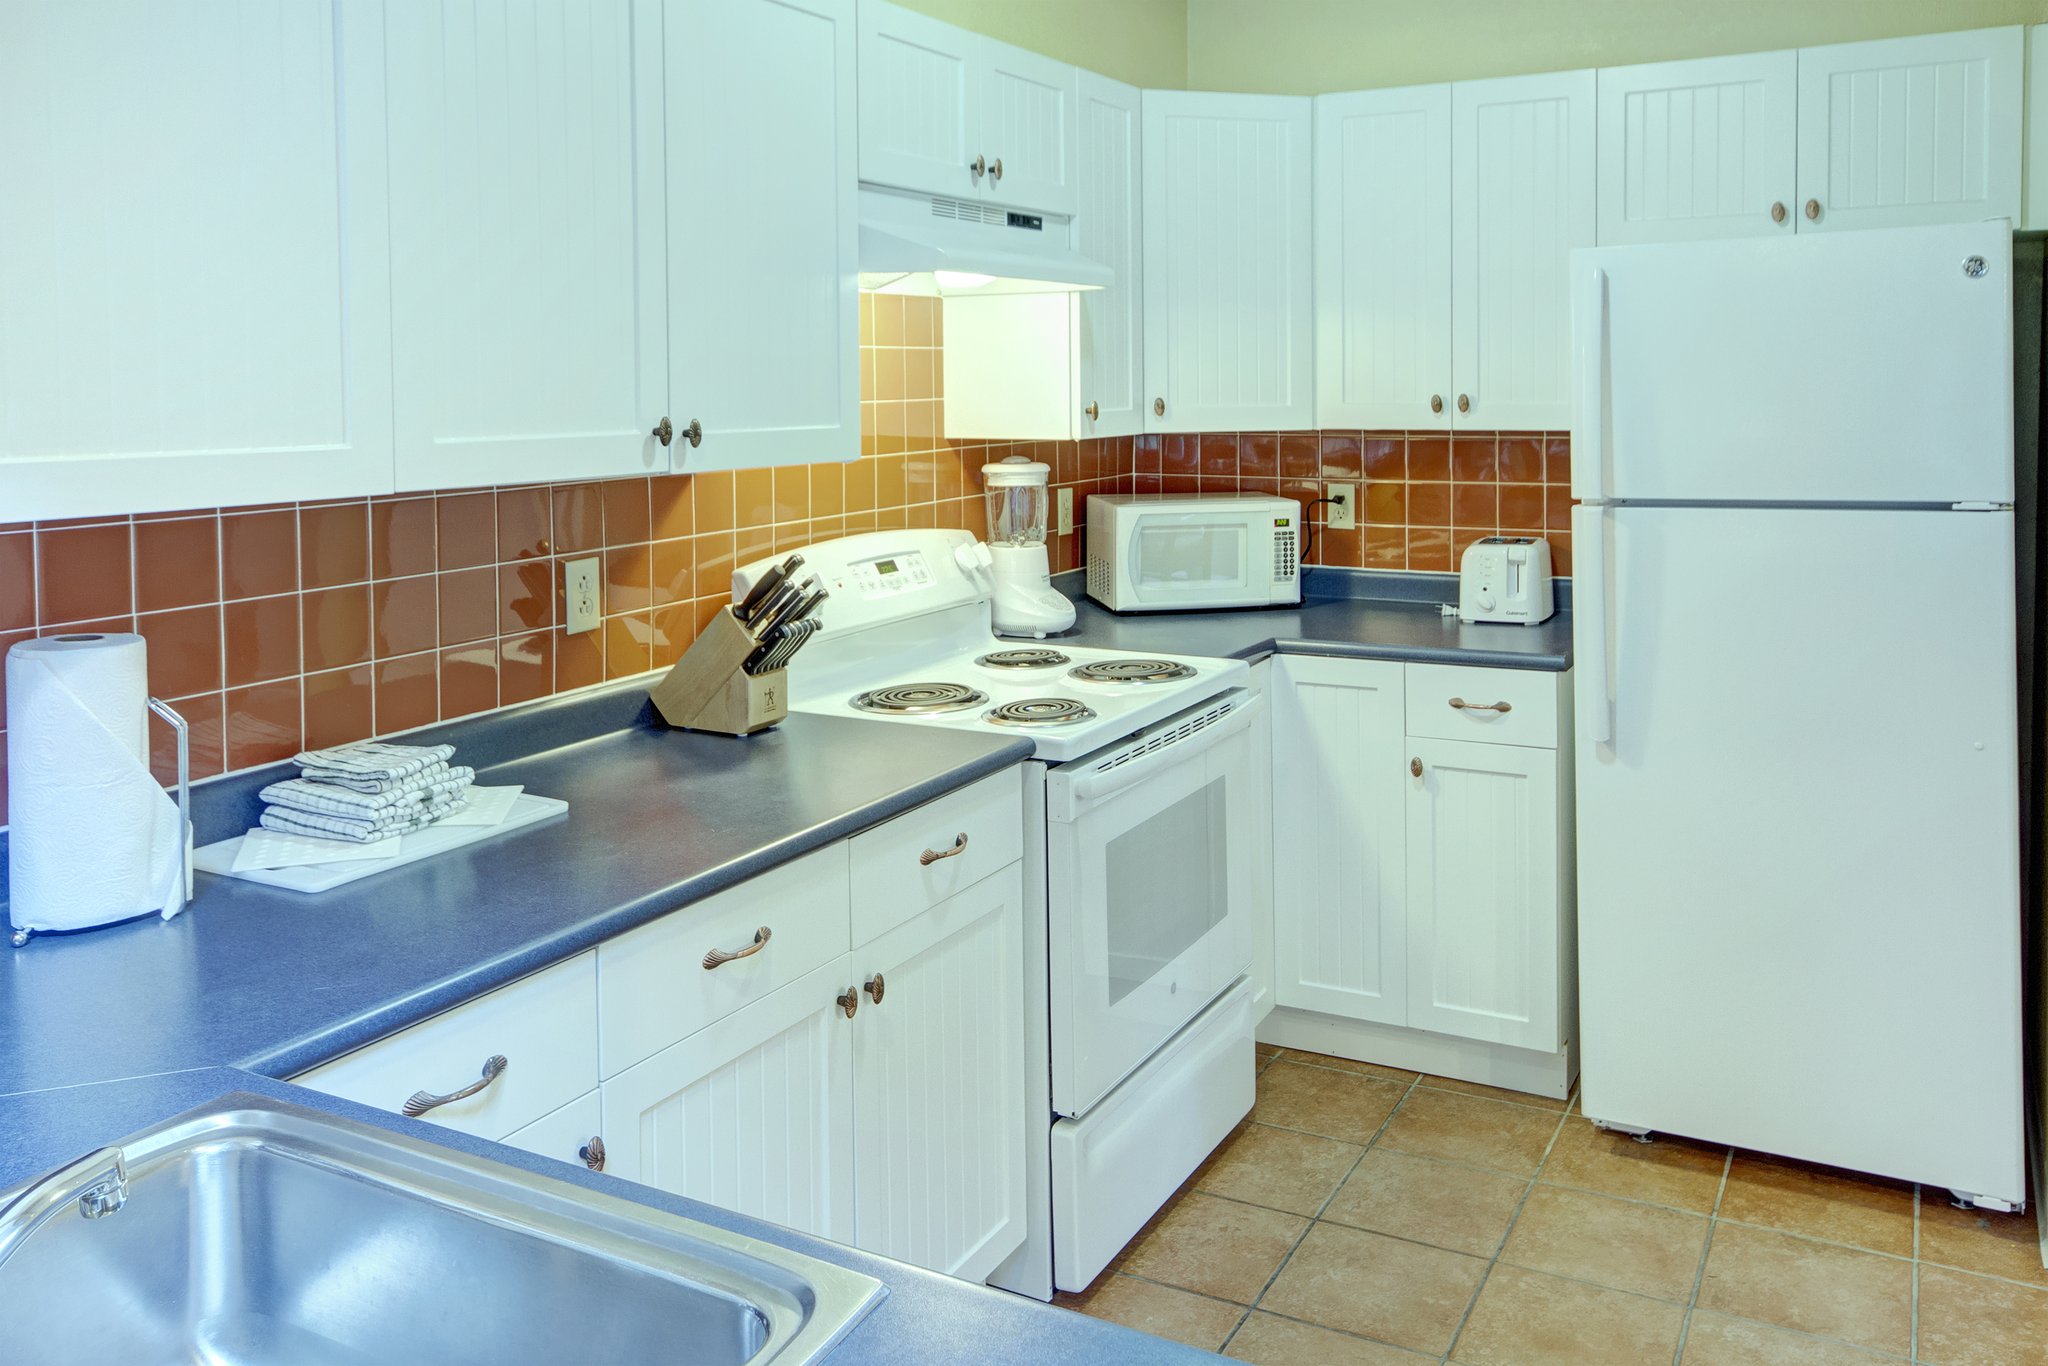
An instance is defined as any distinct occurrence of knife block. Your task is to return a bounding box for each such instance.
[649,608,788,736]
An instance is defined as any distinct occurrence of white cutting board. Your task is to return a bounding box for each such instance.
[194,794,568,893]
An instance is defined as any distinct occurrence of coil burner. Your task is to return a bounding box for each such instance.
[850,682,990,715]
[984,698,1099,728]
[1067,659,1198,685]
[975,648,1072,670]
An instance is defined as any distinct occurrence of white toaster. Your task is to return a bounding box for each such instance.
[1458,536,1555,625]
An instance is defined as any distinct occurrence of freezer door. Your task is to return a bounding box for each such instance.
[1571,505,2023,1202]
[1571,221,2013,505]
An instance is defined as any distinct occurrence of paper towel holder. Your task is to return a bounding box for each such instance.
[7,696,191,949]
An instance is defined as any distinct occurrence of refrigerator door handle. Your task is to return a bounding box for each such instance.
[1579,506,1612,746]
[1575,265,1608,501]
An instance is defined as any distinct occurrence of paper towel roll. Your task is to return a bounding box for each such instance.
[7,634,186,933]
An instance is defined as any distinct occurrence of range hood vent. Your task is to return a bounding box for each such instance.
[858,184,1110,297]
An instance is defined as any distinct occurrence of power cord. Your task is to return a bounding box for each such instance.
[1301,496,1336,564]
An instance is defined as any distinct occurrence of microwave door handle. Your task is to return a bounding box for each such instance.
[1066,693,1262,807]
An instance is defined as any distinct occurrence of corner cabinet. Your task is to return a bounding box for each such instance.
[1074,72,1146,440]
[0,1,395,519]
[1141,92,1316,433]
[1267,656,1577,1096]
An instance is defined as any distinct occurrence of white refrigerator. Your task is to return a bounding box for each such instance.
[1571,220,2025,1209]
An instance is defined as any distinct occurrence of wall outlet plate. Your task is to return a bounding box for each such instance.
[1326,483,1357,531]
[564,556,602,634]
[1056,487,1073,536]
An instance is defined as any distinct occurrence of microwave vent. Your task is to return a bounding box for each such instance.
[1087,552,1109,601]
[928,195,1007,226]
[1274,527,1297,582]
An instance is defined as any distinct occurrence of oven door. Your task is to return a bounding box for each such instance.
[1121,512,1266,610]
[1045,691,1260,1117]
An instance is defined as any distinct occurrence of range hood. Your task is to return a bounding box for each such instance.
[857,185,1109,296]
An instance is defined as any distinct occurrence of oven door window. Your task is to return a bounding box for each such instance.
[1105,784,1228,1005]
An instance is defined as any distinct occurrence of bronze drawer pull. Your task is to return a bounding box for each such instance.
[703,926,772,970]
[920,833,969,866]
[403,1055,507,1117]
[1448,697,1512,714]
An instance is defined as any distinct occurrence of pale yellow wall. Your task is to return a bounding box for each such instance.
[1184,0,2048,94]
[889,0,1187,89]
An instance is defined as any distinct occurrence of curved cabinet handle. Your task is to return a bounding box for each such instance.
[579,1137,606,1173]
[402,1054,507,1118]
[864,973,886,1005]
[703,926,772,970]
[919,833,969,866]
[1447,697,1512,714]
[837,987,860,1019]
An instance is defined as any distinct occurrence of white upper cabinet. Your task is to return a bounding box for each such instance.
[1314,86,1454,431]
[1142,92,1316,433]
[1075,72,1145,439]
[856,0,1077,214]
[1596,51,1798,244]
[1796,27,2023,232]
[1451,70,1596,432]
[384,0,668,492]
[666,0,860,469]
[0,1,393,519]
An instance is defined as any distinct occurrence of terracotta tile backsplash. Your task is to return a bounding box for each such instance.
[0,288,1568,816]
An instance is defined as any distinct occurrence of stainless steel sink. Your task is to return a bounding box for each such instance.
[0,1094,883,1366]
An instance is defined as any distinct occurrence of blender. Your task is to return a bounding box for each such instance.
[981,456,1076,638]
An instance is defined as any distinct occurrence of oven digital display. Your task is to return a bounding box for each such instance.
[874,559,898,574]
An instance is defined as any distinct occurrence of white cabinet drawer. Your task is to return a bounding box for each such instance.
[295,952,598,1142]
[598,845,850,1078]
[501,1089,605,1174]
[848,768,1024,946]
[1403,663,1561,749]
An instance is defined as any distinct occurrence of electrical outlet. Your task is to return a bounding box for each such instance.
[1057,487,1074,536]
[1326,483,1357,531]
[564,556,602,634]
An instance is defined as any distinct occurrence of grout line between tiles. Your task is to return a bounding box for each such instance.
[1671,1147,1733,1365]
[1911,1184,1921,1364]
[1439,1105,1572,1364]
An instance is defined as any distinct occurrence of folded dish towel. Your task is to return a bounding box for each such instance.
[259,764,474,818]
[292,741,458,793]
[258,789,470,843]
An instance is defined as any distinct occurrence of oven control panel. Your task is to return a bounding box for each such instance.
[731,528,988,644]
[849,551,932,597]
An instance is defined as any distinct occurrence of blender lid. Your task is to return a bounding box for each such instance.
[982,457,1050,485]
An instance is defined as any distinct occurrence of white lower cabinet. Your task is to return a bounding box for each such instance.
[502,1090,606,1173]
[1269,657,1576,1090]
[601,956,859,1243]
[851,864,1026,1283]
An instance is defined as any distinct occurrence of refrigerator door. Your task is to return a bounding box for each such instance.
[1572,503,2024,1202]
[1572,221,2013,505]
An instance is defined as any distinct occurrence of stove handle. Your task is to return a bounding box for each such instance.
[1064,693,1262,806]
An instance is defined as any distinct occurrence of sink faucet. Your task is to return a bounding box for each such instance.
[0,1146,128,1268]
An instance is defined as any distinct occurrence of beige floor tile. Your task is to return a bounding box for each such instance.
[1253,1060,1409,1145]
[1918,1264,2048,1365]
[1539,1116,1728,1212]
[1716,1152,1916,1257]
[1119,1191,1307,1304]
[1920,1197,2048,1288]
[1679,1309,1899,1365]
[1256,1042,1283,1060]
[1451,1264,1686,1365]
[1225,1311,1433,1365]
[1323,1148,1528,1257]
[1261,1222,1487,1355]
[1419,1074,1571,1111]
[1196,1122,1364,1217]
[1377,1087,1563,1176]
[1695,1223,1911,1355]
[1057,1274,1244,1352]
[1279,1049,1422,1084]
[1500,1184,1709,1301]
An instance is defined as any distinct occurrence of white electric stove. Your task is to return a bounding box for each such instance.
[735,529,1262,1300]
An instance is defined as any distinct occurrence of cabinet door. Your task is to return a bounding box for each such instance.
[1074,72,1145,439]
[1271,657,1407,1025]
[1314,86,1454,431]
[1142,92,1315,433]
[1247,661,1277,1023]
[979,39,1078,215]
[856,0,980,200]
[1405,737,1560,1052]
[502,1090,605,1174]
[666,0,859,469]
[1596,52,1798,245]
[1796,27,2023,233]
[1450,70,1595,432]
[852,865,1026,1283]
[384,0,667,491]
[0,1,392,519]
[601,956,856,1242]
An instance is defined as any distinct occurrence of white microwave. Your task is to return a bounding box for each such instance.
[1084,494,1301,612]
